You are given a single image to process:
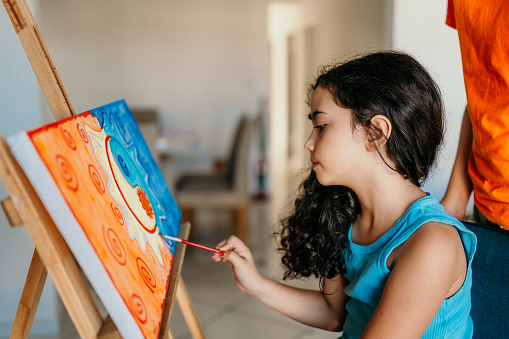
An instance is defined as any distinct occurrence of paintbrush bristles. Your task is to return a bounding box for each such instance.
[161,235,181,242]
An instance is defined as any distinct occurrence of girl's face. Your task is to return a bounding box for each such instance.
[304,86,369,187]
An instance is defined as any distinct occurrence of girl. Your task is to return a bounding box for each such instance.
[212,51,476,338]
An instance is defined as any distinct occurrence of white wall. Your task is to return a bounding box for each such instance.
[39,0,271,159]
[0,1,59,337]
[391,0,468,203]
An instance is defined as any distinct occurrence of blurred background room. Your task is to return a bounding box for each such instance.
[0,0,467,338]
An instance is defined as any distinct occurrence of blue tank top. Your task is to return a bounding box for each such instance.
[341,194,477,339]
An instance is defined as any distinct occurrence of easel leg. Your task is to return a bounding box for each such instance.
[180,208,194,225]
[176,279,205,339]
[10,249,47,339]
[180,208,196,238]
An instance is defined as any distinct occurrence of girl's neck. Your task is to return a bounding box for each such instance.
[350,171,427,246]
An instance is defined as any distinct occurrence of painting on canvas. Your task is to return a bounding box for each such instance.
[9,99,181,339]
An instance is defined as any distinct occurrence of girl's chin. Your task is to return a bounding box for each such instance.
[315,173,331,186]
[315,173,343,187]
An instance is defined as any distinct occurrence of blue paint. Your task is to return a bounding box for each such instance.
[90,99,181,253]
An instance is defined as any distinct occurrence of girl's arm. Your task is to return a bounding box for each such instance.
[441,106,473,220]
[361,222,467,339]
[212,236,349,331]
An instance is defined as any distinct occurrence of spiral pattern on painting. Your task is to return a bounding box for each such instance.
[55,155,78,191]
[60,128,76,150]
[131,294,147,324]
[77,123,89,143]
[88,164,105,194]
[103,225,126,265]
[111,203,125,226]
[137,257,156,292]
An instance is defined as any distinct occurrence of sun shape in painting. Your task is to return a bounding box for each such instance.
[86,125,166,264]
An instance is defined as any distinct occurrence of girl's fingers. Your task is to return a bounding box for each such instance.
[211,252,223,262]
[216,239,228,248]
[212,235,251,265]
[216,235,240,249]
[211,238,262,294]
[213,237,236,260]
[216,236,248,254]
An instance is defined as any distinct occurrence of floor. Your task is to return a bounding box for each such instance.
[40,199,341,339]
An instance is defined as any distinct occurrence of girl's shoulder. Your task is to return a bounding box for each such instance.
[387,221,465,271]
[389,221,470,299]
[399,221,465,258]
[390,194,477,255]
[385,194,477,272]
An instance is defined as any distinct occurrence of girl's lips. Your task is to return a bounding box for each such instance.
[312,162,318,169]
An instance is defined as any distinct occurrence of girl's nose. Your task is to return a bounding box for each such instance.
[304,136,314,152]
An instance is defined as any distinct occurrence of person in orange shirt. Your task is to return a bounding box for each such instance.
[441,0,509,230]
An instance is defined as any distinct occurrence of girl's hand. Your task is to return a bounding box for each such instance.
[214,236,349,331]
[211,235,264,295]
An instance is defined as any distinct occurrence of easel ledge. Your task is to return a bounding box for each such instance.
[1,0,205,337]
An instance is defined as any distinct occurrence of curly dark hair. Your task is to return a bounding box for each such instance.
[278,170,359,281]
[276,51,444,282]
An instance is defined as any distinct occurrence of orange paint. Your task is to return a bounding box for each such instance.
[28,112,173,339]
[137,187,155,219]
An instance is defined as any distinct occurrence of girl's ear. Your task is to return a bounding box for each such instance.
[366,115,392,151]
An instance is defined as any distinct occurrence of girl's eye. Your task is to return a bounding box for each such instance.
[314,124,325,131]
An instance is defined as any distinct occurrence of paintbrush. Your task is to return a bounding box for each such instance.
[161,235,224,255]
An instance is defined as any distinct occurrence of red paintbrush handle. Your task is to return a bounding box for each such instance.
[180,239,220,253]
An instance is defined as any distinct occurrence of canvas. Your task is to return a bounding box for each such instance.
[8,99,181,339]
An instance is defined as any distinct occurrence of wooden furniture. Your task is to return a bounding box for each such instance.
[175,115,255,243]
[1,0,204,337]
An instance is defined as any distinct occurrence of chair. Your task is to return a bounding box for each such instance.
[174,115,255,243]
[463,221,509,339]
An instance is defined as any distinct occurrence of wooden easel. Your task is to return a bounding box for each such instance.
[0,0,205,338]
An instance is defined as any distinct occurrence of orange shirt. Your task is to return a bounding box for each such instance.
[447,0,509,229]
